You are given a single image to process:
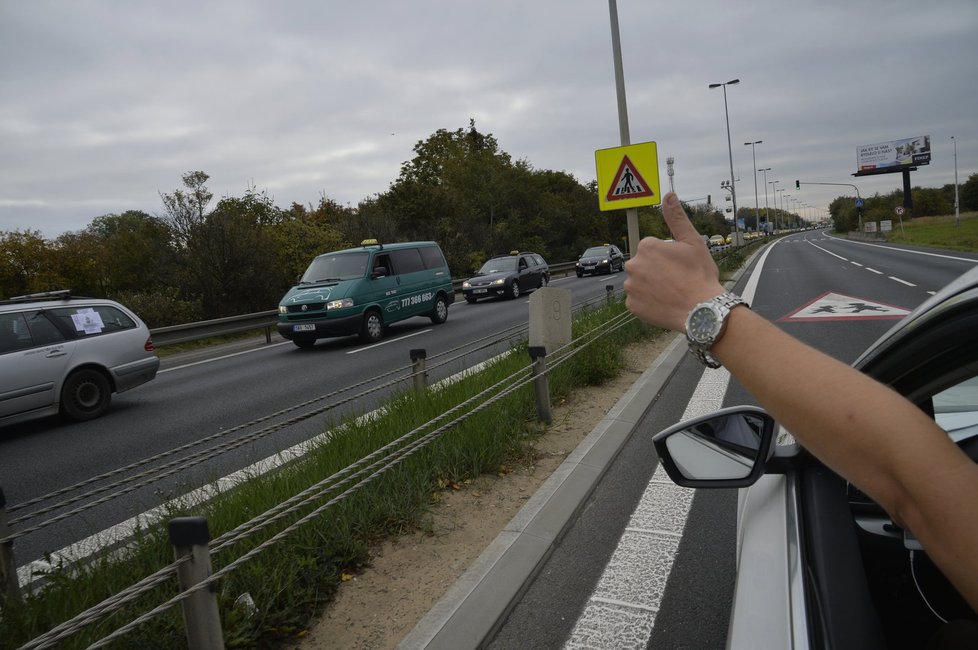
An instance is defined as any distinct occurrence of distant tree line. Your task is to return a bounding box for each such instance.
[829,173,978,233]
[1,121,731,326]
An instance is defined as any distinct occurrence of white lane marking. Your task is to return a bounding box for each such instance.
[807,240,848,262]
[927,291,936,295]
[850,261,863,267]
[866,268,884,275]
[346,329,431,354]
[824,232,978,264]
[160,340,292,373]
[564,243,773,649]
[889,276,917,287]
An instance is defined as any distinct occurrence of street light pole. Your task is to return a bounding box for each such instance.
[607,0,639,257]
[770,180,780,231]
[744,140,762,233]
[953,135,960,228]
[709,79,741,243]
[783,193,791,227]
[759,167,771,233]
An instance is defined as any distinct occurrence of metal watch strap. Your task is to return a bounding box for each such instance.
[688,292,749,369]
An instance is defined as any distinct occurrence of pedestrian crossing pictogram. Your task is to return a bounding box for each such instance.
[777,292,911,322]
[606,155,655,202]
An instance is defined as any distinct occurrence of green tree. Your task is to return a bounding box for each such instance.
[160,171,213,249]
[961,172,978,211]
[85,210,179,293]
[0,230,56,297]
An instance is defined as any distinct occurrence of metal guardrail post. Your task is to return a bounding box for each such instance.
[0,487,21,605]
[606,285,615,305]
[169,517,224,650]
[410,349,427,392]
[528,346,552,424]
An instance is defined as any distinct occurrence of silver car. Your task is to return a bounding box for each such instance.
[653,264,978,649]
[0,290,160,426]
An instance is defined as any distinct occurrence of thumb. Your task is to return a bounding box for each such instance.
[661,193,702,244]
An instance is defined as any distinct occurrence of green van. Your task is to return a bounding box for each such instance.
[277,240,455,347]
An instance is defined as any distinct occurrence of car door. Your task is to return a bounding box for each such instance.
[389,247,432,319]
[0,310,74,419]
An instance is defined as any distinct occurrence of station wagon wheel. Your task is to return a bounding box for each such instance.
[429,295,448,324]
[509,281,521,299]
[359,310,384,343]
[61,369,112,421]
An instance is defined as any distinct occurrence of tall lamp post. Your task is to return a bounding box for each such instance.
[709,79,741,242]
[782,192,791,227]
[770,180,780,231]
[744,140,762,233]
[953,136,960,228]
[759,167,772,233]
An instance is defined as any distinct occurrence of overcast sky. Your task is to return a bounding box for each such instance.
[2,0,977,238]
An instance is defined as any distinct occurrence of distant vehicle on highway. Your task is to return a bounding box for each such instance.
[0,290,159,426]
[277,239,455,347]
[462,251,549,303]
[653,264,978,649]
[708,235,726,247]
[575,244,624,277]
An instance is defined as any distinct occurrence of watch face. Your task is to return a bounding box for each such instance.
[688,305,720,344]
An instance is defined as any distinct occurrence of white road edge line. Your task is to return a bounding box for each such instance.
[562,241,774,649]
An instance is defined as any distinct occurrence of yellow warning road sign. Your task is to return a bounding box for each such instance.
[595,141,661,211]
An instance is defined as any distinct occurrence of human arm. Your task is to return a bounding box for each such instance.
[624,192,978,611]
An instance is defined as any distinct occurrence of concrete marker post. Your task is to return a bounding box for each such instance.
[410,349,427,393]
[606,285,615,305]
[168,517,225,650]
[0,487,21,604]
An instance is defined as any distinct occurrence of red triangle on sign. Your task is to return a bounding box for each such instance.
[606,155,655,202]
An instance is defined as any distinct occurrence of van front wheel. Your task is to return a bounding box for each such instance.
[429,295,448,324]
[360,310,384,343]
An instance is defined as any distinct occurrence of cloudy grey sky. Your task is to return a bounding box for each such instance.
[2,0,977,238]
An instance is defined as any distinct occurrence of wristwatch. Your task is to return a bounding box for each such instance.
[685,292,750,368]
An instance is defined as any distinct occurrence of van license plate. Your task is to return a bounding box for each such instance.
[293,324,316,332]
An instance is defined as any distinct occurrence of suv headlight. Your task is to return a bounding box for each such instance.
[326,298,354,310]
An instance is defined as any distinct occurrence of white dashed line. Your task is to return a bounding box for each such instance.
[866,268,884,275]
[850,261,863,267]
[889,276,916,287]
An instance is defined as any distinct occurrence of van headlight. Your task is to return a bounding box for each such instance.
[278,305,287,314]
[327,298,354,310]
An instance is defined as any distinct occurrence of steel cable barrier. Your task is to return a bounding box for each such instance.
[6,289,644,649]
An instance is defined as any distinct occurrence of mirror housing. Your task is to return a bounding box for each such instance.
[652,406,777,488]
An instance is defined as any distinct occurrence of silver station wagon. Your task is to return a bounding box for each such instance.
[0,290,160,426]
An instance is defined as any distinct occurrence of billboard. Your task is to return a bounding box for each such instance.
[857,135,930,172]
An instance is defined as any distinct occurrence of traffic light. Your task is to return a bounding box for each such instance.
[795,180,800,190]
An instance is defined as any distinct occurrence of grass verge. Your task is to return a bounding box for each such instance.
[1,298,662,649]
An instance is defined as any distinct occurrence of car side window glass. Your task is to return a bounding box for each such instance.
[419,246,447,270]
[0,312,33,353]
[46,305,136,339]
[932,375,978,444]
[519,257,528,270]
[390,248,425,275]
[373,254,392,277]
[532,254,545,266]
[24,310,67,346]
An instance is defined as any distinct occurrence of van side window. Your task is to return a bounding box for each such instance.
[419,246,447,270]
[391,248,425,275]
[373,254,392,277]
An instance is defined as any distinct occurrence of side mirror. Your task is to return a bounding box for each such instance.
[652,406,776,488]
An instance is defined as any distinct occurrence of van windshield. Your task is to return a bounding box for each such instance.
[300,252,369,283]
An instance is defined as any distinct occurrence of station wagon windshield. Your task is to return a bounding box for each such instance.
[478,258,517,274]
[583,247,609,256]
[300,252,369,283]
